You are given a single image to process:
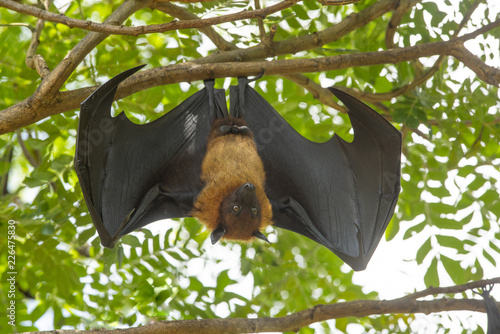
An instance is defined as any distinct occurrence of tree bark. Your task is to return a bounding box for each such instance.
[20,277,500,334]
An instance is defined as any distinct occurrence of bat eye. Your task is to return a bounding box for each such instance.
[232,205,241,213]
[251,208,258,216]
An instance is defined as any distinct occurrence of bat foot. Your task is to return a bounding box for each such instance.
[212,117,253,138]
[238,71,264,83]
[218,125,251,136]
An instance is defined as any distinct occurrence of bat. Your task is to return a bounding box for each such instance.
[74,65,401,271]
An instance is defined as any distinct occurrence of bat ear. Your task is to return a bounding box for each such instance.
[253,231,271,244]
[211,226,226,245]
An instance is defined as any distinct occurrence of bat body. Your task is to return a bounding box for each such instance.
[75,66,402,271]
[193,117,273,243]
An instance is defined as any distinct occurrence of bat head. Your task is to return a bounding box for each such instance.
[210,182,270,244]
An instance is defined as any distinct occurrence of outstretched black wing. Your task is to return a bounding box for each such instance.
[75,66,227,247]
[230,80,401,271]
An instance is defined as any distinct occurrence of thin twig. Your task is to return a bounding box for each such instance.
[25,0,51,77]
[151,2,237,51]
[464,125,484,158]
[0,22,35,31]
[318,0,362,5]
[385,0,423,49]
[33,0,152,108]
[363,0,492,103]
[255,0,266,41]
[26,18,46,73]
[0,146,13,196]
[282,74,346,111]
[401,277,500,300]
[16,131,39,167]
[0,0,302,36]
[196,0,400,64]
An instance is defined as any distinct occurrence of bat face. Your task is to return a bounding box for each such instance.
[217,183,262,241]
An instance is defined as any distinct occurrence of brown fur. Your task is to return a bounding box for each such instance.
[192,117,273,241]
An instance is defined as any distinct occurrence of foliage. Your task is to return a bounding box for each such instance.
[0,0,499,333]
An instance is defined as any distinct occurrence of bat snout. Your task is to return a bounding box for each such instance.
[235,183,257,204]
[243,182,255,190]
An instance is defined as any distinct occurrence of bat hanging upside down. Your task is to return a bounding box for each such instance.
[75,65,402,271]
[193,116,273,244]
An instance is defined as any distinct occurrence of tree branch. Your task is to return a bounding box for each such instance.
[20,277,500,334]
[24,0,51,77]
[151,2,237,51]
[449,43,500,85]
[0,0,409,135]
[385,0,421,49]
[401,277,500,300]
[0,0,301,36]
[282,73,346,111]
[16,131,39,167]
[153,1,332,116]
[34,0,151,99]
[375,0,482,103]
[254,0,266,41]
[195,0,403,63]
[0,145,13,196]
[0,0,150,135]
[1,1,498,135]
[1,28,499,135]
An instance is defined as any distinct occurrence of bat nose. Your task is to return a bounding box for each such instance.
[244,183,255,190]
[236,183,257,205]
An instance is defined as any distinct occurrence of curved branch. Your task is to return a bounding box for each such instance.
[151,2,237,51]
[0,0,150,138]
[24,0,51,76]
[449,43,500,85]
[2,31,499,135]
[0,0,409,136]
[153,2,338,115]
[195,0,402,63]
[282,73,346,111]
[0,0,301,36]
[21,293,499,334]
[30,0,151,100]
[16,131,39,167]
[403,277,500,300]
[376,0,482,103]
[385,0,421,49]
[155,1,342,115]
[339,56,444,104]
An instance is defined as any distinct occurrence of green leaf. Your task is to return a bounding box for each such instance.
[435,235,465,254]
[416,237,432,264]
[441,255,464,285]
[483,249,496,267]
[40,223,55,235]
[424,257,439,287]
[426,185,451,198]
[121,235,142,248]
